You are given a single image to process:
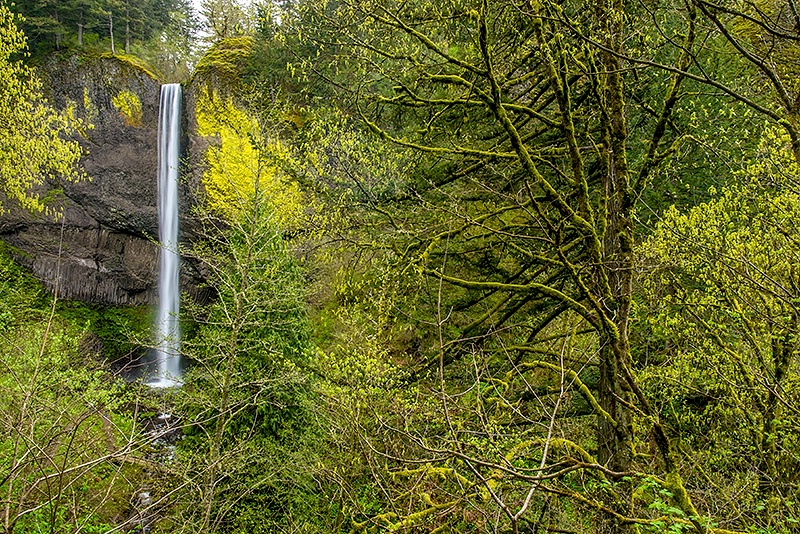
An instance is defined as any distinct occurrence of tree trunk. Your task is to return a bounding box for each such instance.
[125,2,130,54]
[109,13,115,55]
[596,0,635,532]
[760,333,792,493]
[54,7,61,50]
[77,8,84,46]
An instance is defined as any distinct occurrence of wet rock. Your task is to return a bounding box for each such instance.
[0,54,203,305]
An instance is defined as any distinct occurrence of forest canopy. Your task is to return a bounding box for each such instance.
[2,0,800,533]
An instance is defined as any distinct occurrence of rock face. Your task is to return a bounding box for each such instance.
[0,55,193,305]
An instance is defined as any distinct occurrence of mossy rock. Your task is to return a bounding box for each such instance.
[39,52,162,130]
[192,36,254,94]
[100,52,163,82]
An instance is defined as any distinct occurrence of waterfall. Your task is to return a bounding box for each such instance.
[151,83,182,387]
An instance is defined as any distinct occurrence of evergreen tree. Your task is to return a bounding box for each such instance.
[7,0,196,60]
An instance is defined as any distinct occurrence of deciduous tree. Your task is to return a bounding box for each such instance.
[640,127,800,530]
[0,4,84,215]
[297,0,717,532]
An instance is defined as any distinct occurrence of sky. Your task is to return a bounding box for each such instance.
[190,0,204,21]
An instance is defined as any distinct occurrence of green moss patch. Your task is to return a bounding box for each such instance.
[193,36,254,91]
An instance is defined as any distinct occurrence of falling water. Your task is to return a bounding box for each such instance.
[151,83,182,387]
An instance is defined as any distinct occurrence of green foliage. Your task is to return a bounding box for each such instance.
[8,0,800,531]
[277,0,800,531]
[9,0,197,65]
[194,87,306,225]
[0,4,85,214]
[0,324,140,532]
[162,190,317,533]
[56,300,150,363]
[0,246,145,533]
[690,0,800,162]
[638,126,800,530]
[0,244,48,331]
[126,0,199,81]
[199,0,255,43]
[111,87,142,126]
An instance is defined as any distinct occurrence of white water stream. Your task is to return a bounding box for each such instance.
[151,83,182,387]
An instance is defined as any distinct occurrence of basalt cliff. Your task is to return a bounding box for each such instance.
[0,55,203,305]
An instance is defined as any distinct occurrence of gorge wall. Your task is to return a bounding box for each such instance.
[0,55,201,305]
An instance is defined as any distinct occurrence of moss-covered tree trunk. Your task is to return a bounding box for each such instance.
[760,330,794,496]
[596,2,635,532]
